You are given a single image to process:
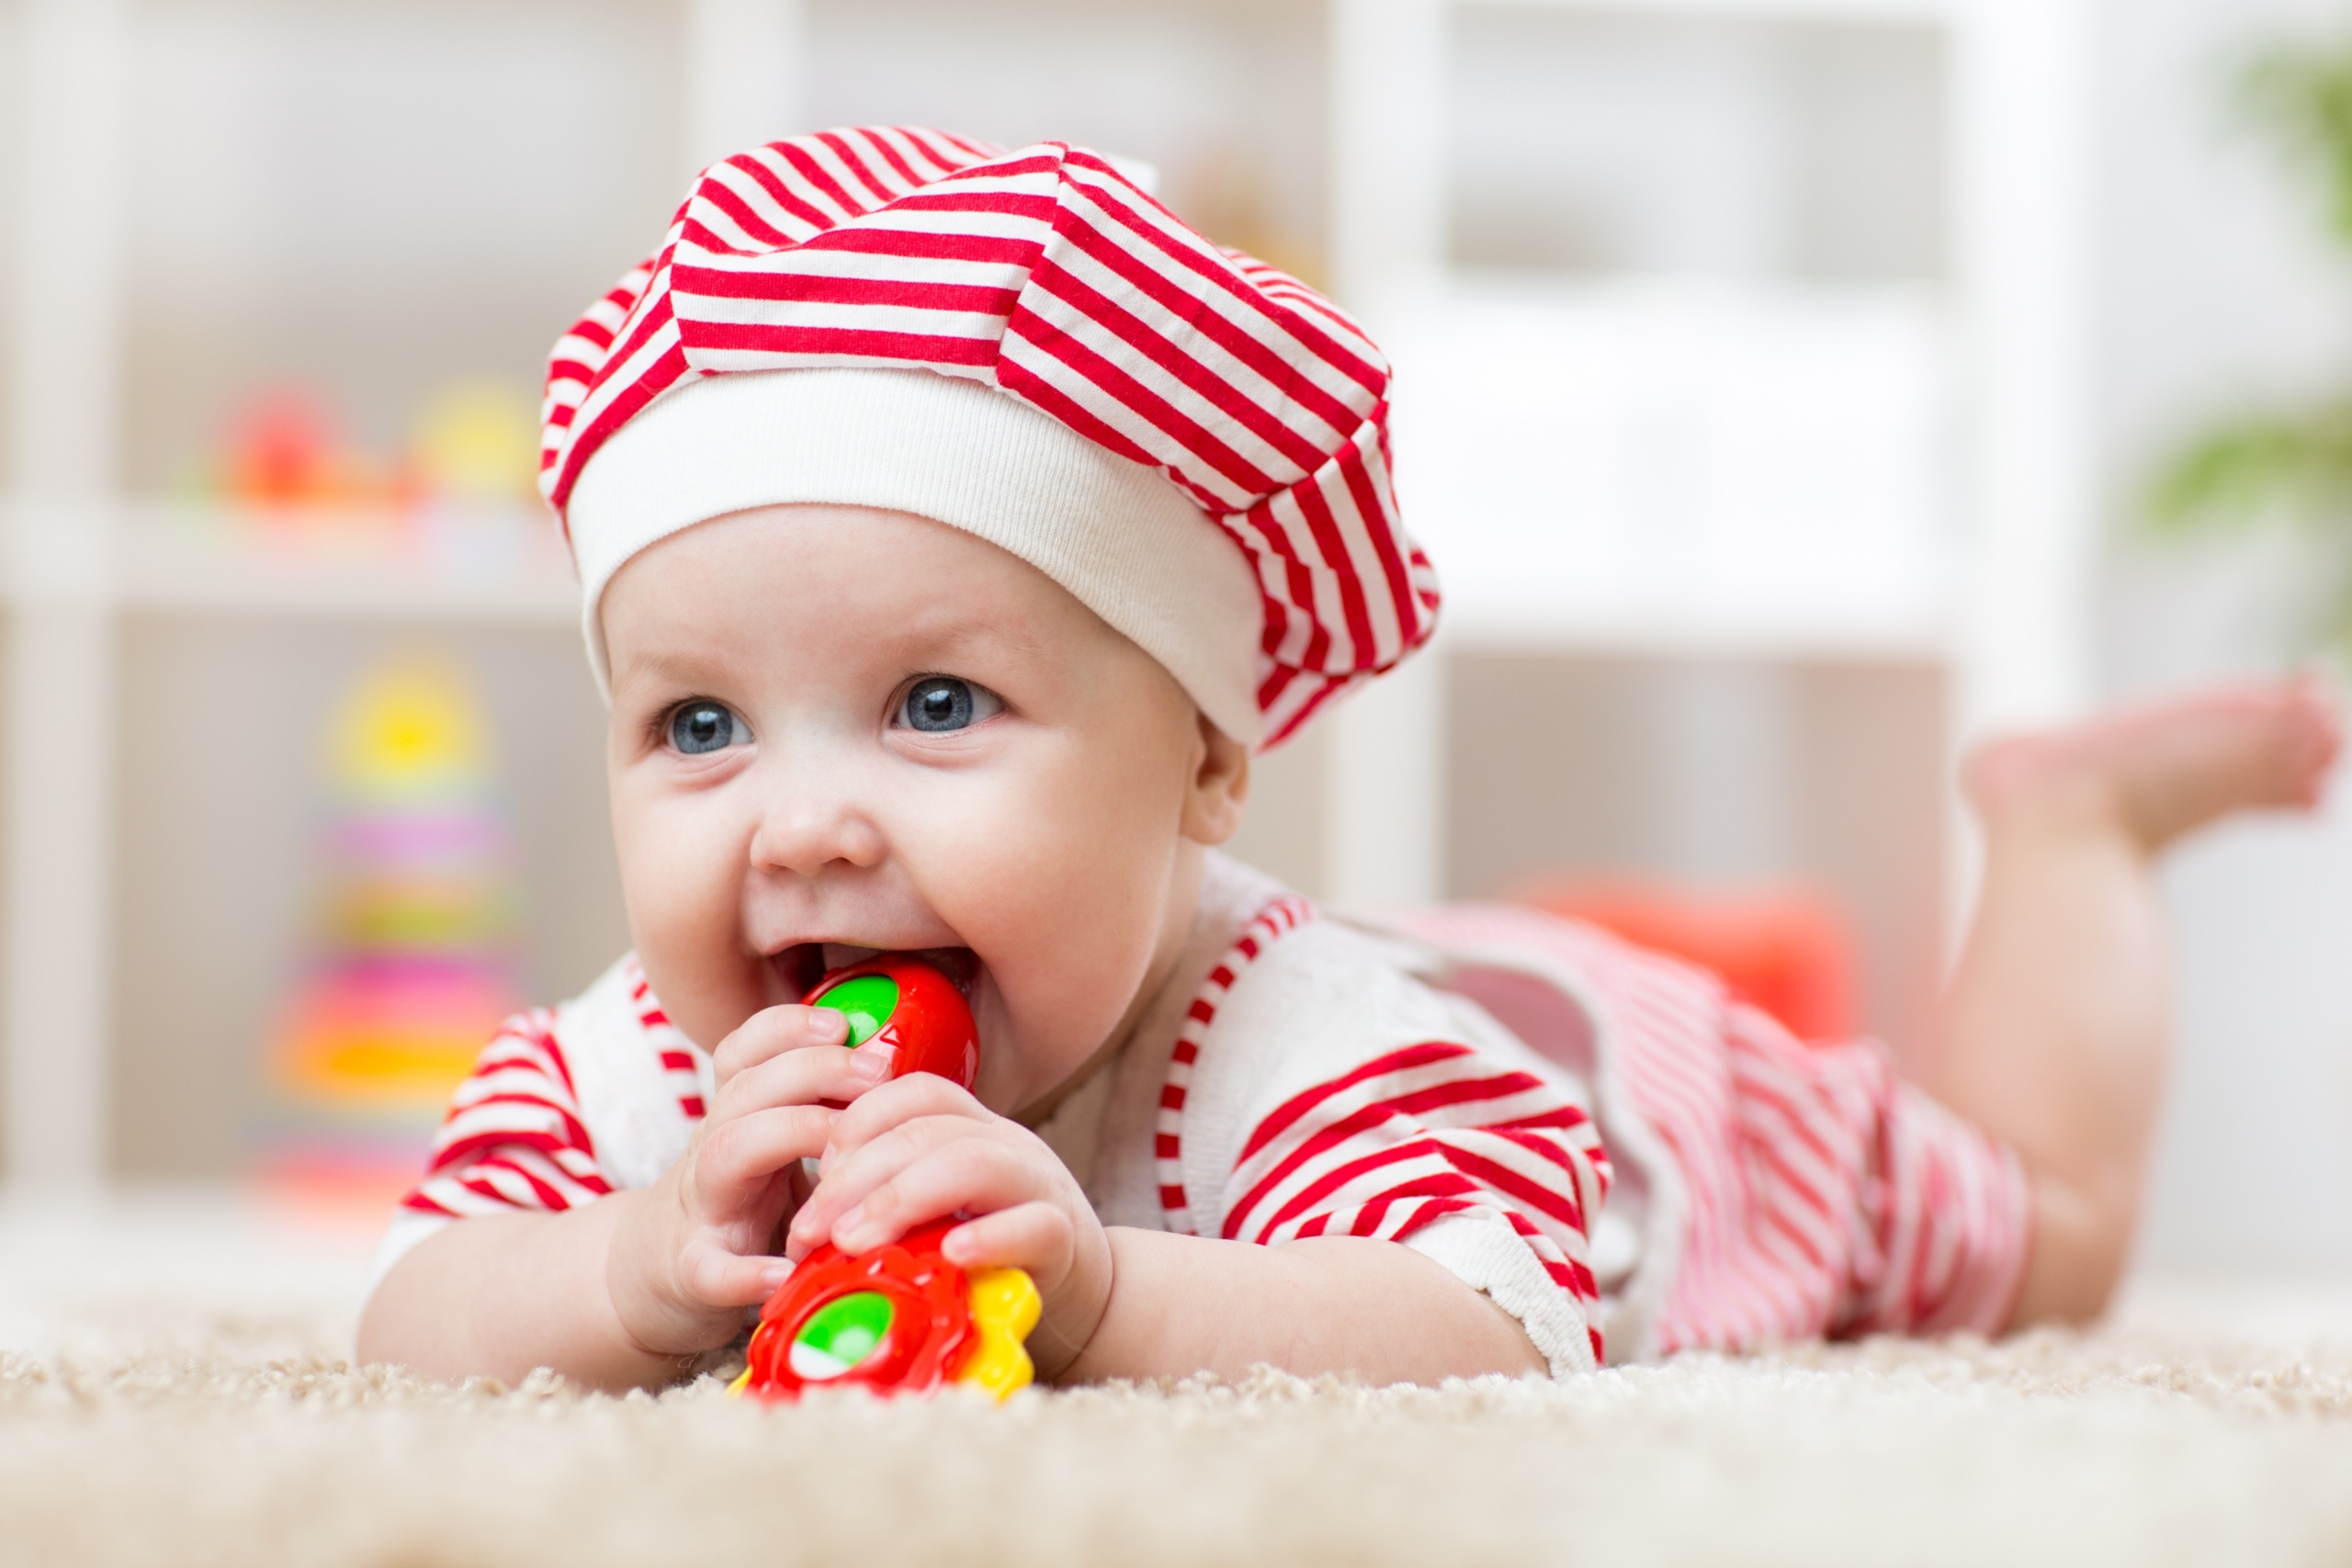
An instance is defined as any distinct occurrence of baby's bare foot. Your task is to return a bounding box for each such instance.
[1962,678,2343,851]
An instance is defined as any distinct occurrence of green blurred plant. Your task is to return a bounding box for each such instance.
[2152,39,2352,654]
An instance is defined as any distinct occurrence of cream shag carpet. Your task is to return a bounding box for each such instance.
[12,1307,2352,1564]
[8,1202,2352,1566]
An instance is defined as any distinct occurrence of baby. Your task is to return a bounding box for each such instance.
[357,129,2343,1389]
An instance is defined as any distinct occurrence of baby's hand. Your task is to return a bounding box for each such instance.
[605,1003,895,1359]
[783,1076,1114,1380]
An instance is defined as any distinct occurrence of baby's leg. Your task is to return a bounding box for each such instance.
[1918,680,2341,1325]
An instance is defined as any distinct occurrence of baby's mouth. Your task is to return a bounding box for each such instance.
[771,942,980,1002]
[772,943,830,1001]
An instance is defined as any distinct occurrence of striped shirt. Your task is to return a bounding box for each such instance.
[1102,878,1615,1372]
[395,959,714,1227]
[377,854,2027,1371]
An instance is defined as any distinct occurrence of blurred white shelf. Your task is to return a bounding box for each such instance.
[1433,581,1951,660]
[109,502,579,624]
[1393,278,1955,660]
[1475,0,1964,20]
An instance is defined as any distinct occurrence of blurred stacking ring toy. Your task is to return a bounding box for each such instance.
[732,954,1040,1403]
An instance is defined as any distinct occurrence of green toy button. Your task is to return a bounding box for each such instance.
[814,973,899,1048]
[789,1290,895,1380]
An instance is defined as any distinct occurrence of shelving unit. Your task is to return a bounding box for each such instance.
[0,0,797,1188]
[1317,0,2096,911]
[112,506,579,625]
[0,0,2095,1187]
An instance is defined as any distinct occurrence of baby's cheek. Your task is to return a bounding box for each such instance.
[1012,787,1179,1039]
[926,820,1147,1093]
[616,804,765,1047]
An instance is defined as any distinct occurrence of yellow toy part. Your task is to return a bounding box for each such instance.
[954,1266,1042,1401]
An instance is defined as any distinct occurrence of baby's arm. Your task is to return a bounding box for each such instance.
[789,1074,1555,1385]
[358,1194,695,1388]
[1074,1229,1546,1382]
[357,1003,888,1390]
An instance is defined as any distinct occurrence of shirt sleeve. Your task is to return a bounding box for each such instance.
[1214,1039,1611,1373]
[396,1008,618,1222]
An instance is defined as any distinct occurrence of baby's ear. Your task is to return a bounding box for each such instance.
[1181,710,1250,847]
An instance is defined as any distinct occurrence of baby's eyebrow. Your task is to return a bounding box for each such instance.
[607,648,737,699]
[610,612,1050,698]
[885,607,1051,664]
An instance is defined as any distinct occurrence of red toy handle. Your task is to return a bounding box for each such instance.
[733,954,1035,1403]
[804,953,978,1090]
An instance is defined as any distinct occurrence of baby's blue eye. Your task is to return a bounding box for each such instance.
[898,677,1001,734]
[670,702,749,755]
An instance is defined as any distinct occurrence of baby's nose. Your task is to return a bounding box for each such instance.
[749,793,888,875]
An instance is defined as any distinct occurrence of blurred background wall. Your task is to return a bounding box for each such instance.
[2093,0,2352,1275]
[0,0,2346,1280]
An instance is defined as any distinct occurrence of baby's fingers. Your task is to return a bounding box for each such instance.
[691,1103,836,1217]
[806,1128,1056,1258]
[786,1109,978,1253]
[677,1235,797,1310]
[938,1201,1073,1277]
[712,1033,897,1122]
[820,1069,983,1165]
[710,1003,851,1086]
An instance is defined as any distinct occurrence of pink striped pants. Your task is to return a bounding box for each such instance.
[1400,906,2031,1355]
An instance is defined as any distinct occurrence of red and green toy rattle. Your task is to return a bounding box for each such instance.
[731,953,1040,1403]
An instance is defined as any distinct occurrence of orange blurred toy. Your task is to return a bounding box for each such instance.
[1506,875,1860,1043]
[220,385,382,507]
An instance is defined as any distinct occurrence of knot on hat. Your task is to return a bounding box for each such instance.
[540,126,1439,746]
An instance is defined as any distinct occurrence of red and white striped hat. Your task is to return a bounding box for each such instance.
[541,127,1439,748]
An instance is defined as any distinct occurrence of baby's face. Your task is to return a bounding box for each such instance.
[600,503,1238,1116]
